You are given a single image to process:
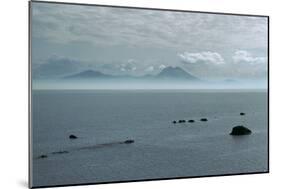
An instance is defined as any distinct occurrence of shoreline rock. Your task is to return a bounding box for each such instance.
[178,120,186,123]
[200,118,208,122]
[230,125,251,135]
[69,135,78,139]
[124,139,134,144]
[38,155,48,159]
[51,151,69,155]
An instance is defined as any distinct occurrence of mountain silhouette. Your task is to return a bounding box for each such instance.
[63,67,199,81]
[156,67,198,80]
[64,70,113,79]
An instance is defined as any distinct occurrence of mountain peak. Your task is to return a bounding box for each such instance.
[157,66,198,80]
[64,69,110,79]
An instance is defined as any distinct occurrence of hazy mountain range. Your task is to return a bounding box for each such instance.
[32,66,267,90]
[63,66,199,81]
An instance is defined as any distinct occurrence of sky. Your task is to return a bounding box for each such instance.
[31,2,268,81]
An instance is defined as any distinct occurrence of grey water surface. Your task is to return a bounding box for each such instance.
[31,90,268,187]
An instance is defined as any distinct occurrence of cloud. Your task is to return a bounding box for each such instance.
[31,2,268,80]
[159,64,166,70]
[32,55,83,78]
[230,50,267,79]
[32,2,267,51]
[178,51,225,65]
[145,66,154,72]
[120,59,137,72]
[178,50,267,80]
[232,50,267,64]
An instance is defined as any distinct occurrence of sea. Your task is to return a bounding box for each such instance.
[31,89,268,187]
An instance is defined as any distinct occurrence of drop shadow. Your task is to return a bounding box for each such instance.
[18,180,29,188]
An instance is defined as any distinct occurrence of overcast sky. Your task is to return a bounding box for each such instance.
[31,2,268,80]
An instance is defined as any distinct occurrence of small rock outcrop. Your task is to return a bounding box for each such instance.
[230,126,252,135]
[200,118,208,122]
[52,151,69,155]
[39,155,48,159]
[69,135,78,139]
[124,139,134,144]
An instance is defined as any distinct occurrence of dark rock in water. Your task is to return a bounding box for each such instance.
[178,120,186,123]
[52,151,69,155]
[200,118,208,122]
[230,126,251,135]
[172,120,177,124]
[124,139,134,144]
[188,120,195,123]
[69,135,78,139]
[39,155,47,159]
[240,112,246,116]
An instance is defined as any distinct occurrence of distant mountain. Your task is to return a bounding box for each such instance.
[64,70,113,79]
[63,67,199,81]
[223,78,238,83]
[156,67,198,80]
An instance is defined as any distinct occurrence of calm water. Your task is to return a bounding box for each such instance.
[31,90,268,187]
